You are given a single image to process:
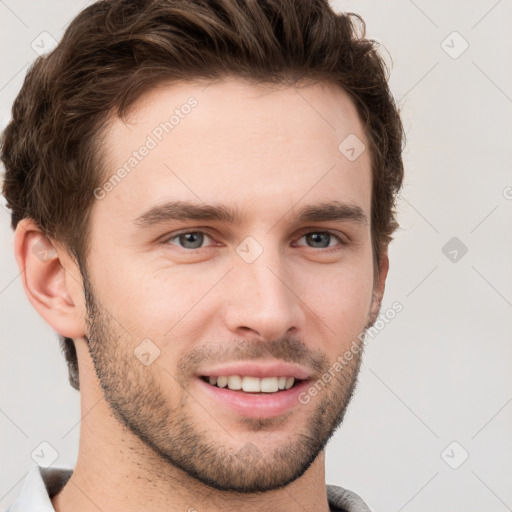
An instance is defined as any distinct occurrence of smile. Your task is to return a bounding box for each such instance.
[201,375,299,393]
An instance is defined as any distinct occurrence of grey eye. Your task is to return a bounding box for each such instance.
[171,232,208,249]
[300,232,337,248]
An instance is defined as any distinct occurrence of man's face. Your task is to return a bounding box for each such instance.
[82,78,382,492]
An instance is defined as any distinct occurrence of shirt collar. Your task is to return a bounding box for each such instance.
[7,465,370,512]
[7,465,72,512]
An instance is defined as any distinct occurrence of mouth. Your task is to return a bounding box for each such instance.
[196,373,311,419]
[194,361,313,418]
[199,375,304,394]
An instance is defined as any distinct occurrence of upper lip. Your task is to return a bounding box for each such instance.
[197,361,311,380]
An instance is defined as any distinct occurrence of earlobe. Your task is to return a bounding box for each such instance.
[13,219,86,339]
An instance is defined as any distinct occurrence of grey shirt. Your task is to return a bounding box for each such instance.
[6,465,372,512]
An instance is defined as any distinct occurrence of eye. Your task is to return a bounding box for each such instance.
[162,229,347,252]
[165,231,215,250]
[294,231,346,249]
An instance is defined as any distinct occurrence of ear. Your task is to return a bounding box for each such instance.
[13,219,86,339]
[369,245,389,325]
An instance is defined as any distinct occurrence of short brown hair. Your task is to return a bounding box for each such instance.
[1,0,405,391]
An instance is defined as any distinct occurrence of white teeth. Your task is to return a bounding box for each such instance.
[205,375,297,393]
[227,375,242,390]
[260,377,279,392]
[242,376,261,392]
[217,376,228,388]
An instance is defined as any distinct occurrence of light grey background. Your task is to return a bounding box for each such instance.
[1,1,511,511]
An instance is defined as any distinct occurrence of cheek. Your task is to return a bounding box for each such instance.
[297,245,373,300]
[94,260,221,341]
[293,259,374,348]
[89,239,374,346]
[85,253,164,336]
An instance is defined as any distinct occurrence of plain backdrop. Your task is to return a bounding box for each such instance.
[1,1,511,511]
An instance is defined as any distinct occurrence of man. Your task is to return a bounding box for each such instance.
[1,0,404,510]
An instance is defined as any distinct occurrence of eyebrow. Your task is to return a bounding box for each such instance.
[133,200,368,228]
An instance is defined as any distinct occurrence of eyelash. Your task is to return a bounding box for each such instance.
[162,229,348,252]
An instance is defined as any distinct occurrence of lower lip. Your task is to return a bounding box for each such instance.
[196,378,310,419]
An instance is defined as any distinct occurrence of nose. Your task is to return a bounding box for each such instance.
[222,243,306,342]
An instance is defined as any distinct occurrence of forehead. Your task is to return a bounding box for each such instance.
[93,78,372,228]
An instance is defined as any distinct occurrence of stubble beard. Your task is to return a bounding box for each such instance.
[82,272,366,493]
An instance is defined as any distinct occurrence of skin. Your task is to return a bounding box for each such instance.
[14,78,389,512]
